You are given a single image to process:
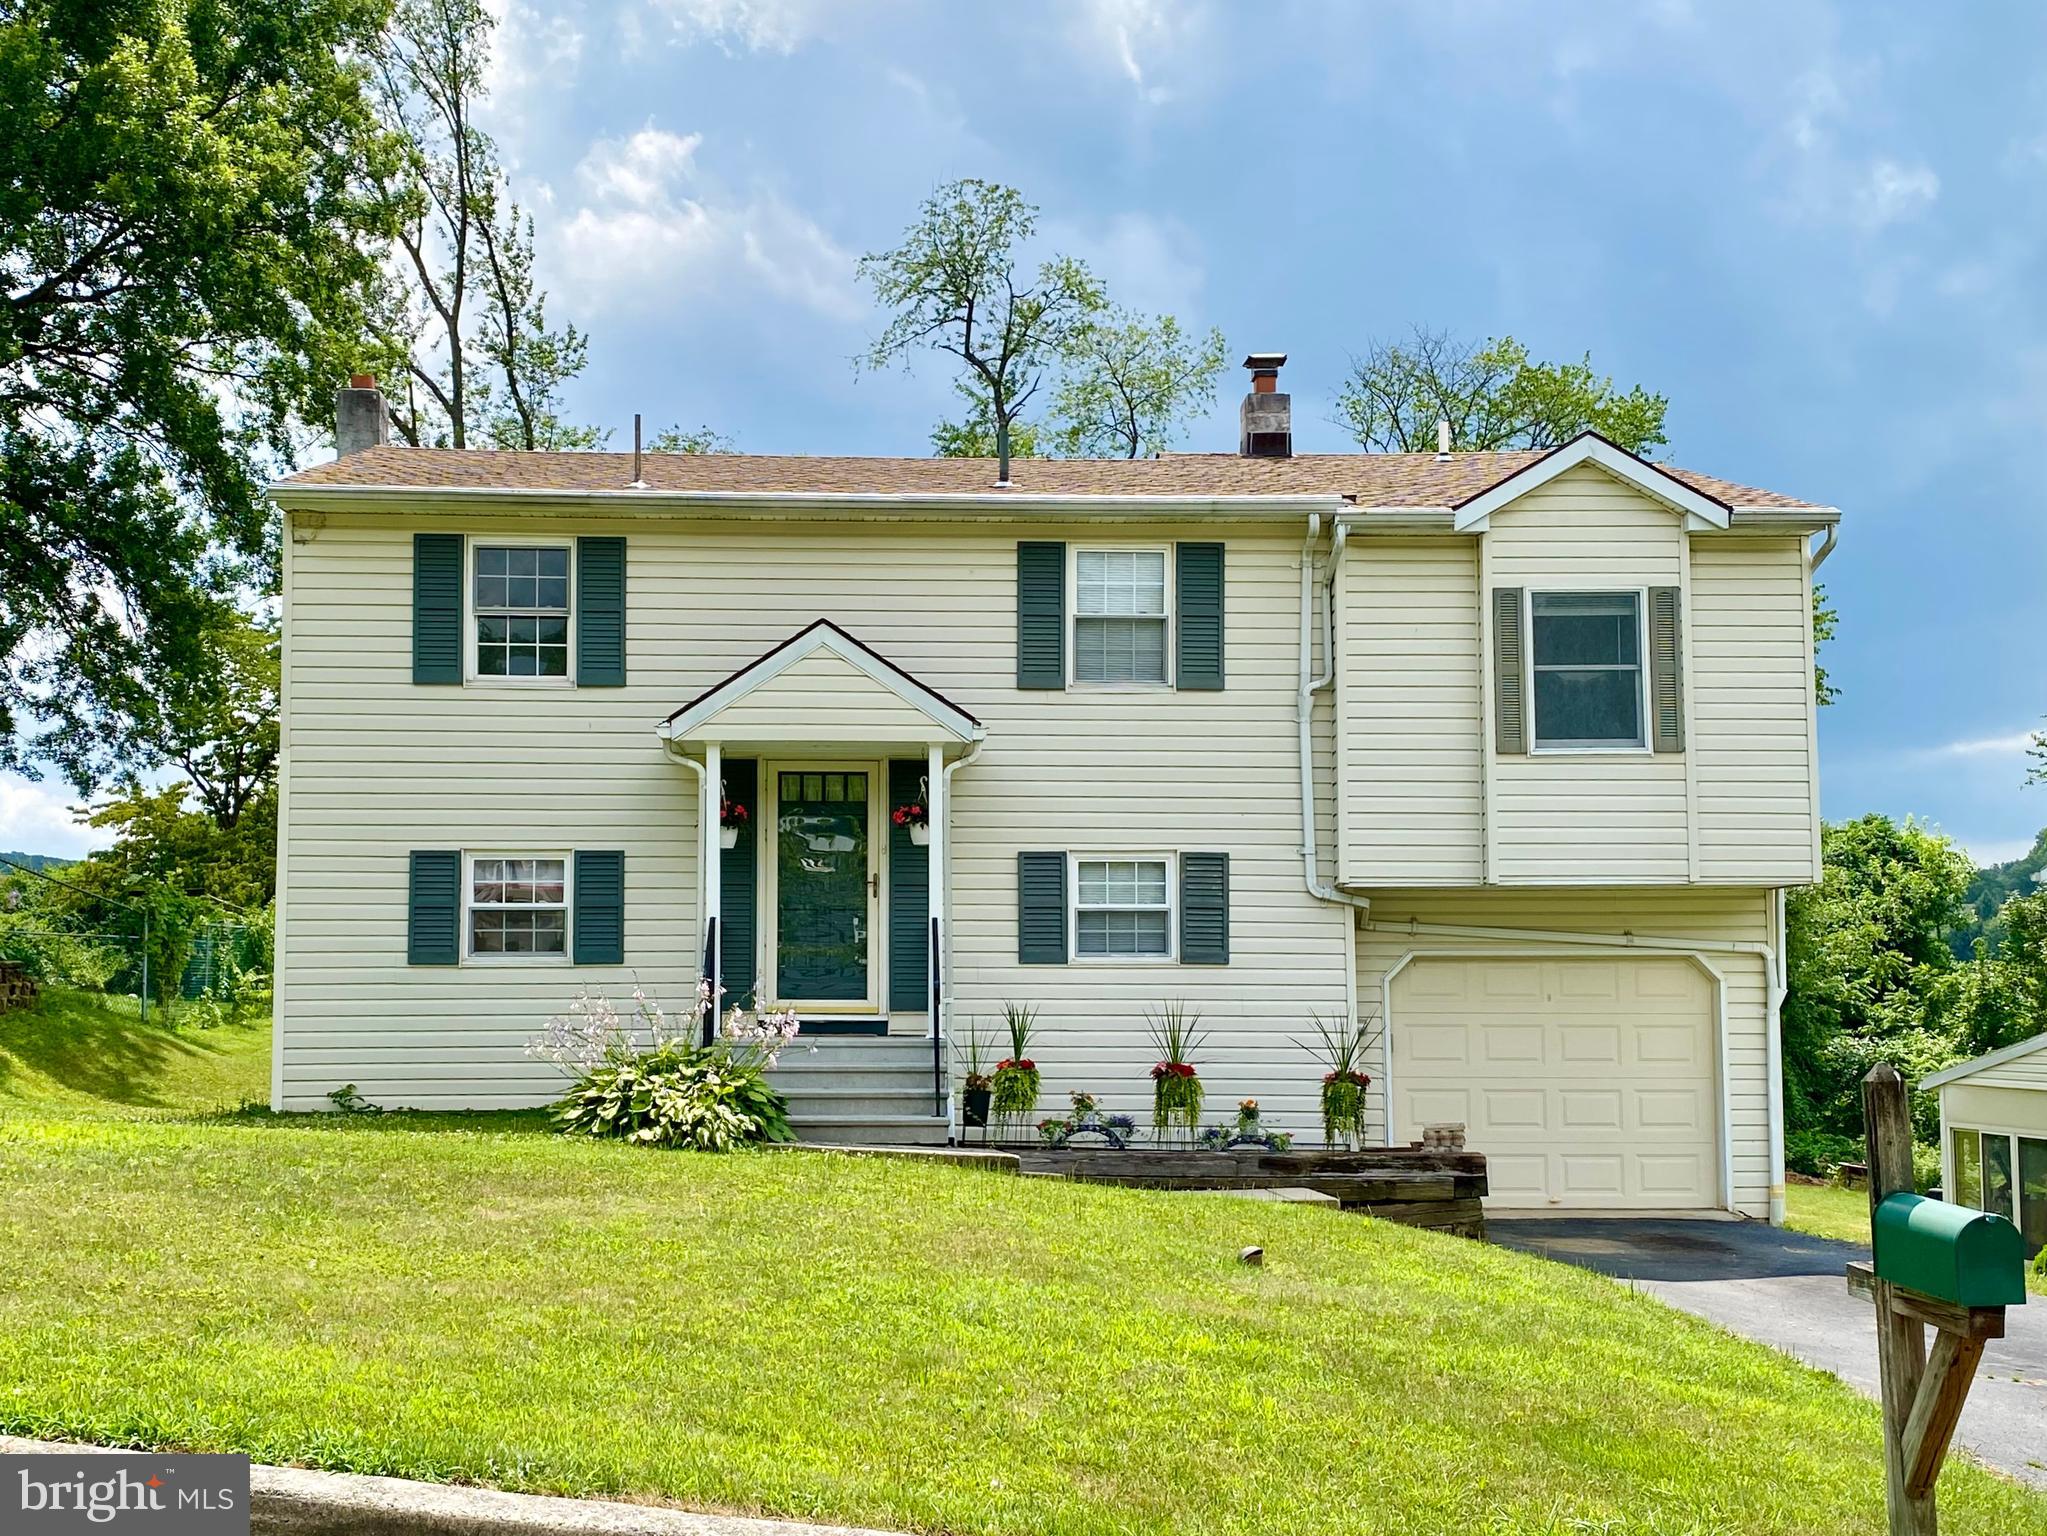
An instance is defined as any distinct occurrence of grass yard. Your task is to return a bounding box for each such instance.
[0,988,271,1115]
[2,993,2043,1535]
[1783,1180,1872,1246]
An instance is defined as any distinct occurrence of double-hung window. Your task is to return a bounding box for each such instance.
[468,855,568,958]
[473,544,571,680]
[1073,549,1169,685]
[1074,856,1173,958]
[1530,591,1645,749]
[1950,1125,2047,1252]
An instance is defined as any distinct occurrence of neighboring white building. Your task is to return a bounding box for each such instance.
[1924,1033,2047,1255]
[268,359,1840,1221]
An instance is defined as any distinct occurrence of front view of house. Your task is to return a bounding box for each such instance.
[269,360,1838,1221]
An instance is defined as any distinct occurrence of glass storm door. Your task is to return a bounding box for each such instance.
[773,769,873,1005]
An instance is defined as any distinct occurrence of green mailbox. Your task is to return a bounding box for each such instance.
[1871,1192,2027,1307]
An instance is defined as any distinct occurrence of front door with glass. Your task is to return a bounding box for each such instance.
[769,767,876,1009]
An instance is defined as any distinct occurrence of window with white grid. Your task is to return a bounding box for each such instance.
[1073,549,1169,684]
[467,856,568,957]
[1074,856,1173,958]
[473,544,571,679]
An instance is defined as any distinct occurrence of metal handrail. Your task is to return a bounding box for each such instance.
[700,916,719,1047]
[930,914,944,1117]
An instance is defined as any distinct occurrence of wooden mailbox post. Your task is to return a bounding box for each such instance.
[1848,1062,2027,1535]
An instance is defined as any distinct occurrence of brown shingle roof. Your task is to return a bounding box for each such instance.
[277,445,1821,509]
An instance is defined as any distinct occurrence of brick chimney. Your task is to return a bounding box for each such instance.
[336,374,389,457]
[1239,353,1291,458]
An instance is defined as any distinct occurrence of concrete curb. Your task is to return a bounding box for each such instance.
[0,1438,904,1536]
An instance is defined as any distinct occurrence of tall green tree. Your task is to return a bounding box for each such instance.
[0,0,389,790]
[1334,326,1668,455]
[928,383,1042,460]
[1050,308,1227,459]
[129,608,279,831]
[859,179,1102,484]
[362,0,597,450]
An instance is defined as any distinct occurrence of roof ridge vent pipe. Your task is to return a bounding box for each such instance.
[629,413,646,489]
[1435,418,1451,460]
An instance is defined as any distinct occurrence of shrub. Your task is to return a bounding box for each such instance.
[1785,1129,1861,1178]
[530,983,797,1152]
[551,1040,792,1150]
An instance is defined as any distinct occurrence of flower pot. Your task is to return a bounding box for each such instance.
[720,826,740,850]
[907,823,930,846]
[963,1085,991,1128]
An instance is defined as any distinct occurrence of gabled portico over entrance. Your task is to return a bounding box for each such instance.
[656,622,984,1139]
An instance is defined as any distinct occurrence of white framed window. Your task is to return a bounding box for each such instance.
[470,541,573,682]
[1072,547,1171,686]
[1072,854,1174,959]
[1529,590,1647,750]
[465,853,569,960]
[1950,1124,2046,1252]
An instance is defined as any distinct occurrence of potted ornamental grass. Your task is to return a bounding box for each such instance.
[1144,1000,1207,1146]
[954,1016,994,1131]
[1295,1011,1382,1150]
[991,1001,1041,1139]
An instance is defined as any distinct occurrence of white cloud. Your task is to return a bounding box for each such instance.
[1853,158,1939,229]
[0,775,107,862]
[1046,210,1208,322]
[484,0,585,104]
[641,0,884,54]
[1062,0,1211,105]
[553,127,861,320]
[1959,837,2036,867]
[1932,730,2038,759]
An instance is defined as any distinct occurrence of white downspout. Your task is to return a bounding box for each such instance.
[663,740,711,1022]
[1298,515,1367,913]
[1766,888,1789,1224]
[938,740,984,1141]
[1809,524,1838,571]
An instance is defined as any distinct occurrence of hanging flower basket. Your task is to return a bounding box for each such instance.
[1149,1060,1204,1136]
[720,797,749,849]
[893,801,929,845]
[1319,1069,1371,1151]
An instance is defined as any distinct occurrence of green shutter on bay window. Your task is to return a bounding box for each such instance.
[576,536,626,686]
[572,850,625,965]
[407,850,460,964]
[1179,852,1230,964]
[1016,541,1066,688]
[1017,852,1067,964]
[1648,585,1685,754]
[412,534,463,684]
[719,761,758,1008]
[1176,542,1225,689]
[888,759,930,1011]
[1492,586,1526,756]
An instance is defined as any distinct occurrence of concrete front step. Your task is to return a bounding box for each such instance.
[788,1113,952,1147]
[779,1087,948,1117]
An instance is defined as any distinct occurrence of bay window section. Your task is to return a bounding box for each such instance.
[1074,550,1168,685]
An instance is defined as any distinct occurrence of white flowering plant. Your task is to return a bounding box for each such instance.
[528,981,803,1150]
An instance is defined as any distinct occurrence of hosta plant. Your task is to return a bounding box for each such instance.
[530,983,799,1151]
[1144,1001,1207,1141]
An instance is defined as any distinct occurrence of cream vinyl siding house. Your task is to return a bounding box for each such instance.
[273,381,1836,1222]
[1925,1035,2047,1255]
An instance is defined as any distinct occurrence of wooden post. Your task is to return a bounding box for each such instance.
[1863,1061,1935,1535]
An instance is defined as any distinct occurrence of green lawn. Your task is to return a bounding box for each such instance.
[1,995,2042,1534]
[1783,1181,1872,1246]
[0,987,271,1115]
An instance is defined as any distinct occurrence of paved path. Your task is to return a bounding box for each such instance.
[1491,1217,2047,1488]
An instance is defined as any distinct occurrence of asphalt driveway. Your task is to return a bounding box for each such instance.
[1491,1217,2047,1489]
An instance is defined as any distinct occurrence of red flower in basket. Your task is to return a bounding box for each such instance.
[1150,1060,1198,1081]
[996,1057,1036,1073]
[719,798,749,827]
[1322,1069,1372,1088]
[891,802,927,828]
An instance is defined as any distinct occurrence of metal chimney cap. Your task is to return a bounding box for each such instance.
[1242,352,1287,372]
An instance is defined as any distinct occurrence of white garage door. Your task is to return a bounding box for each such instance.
[1391,956,1719,1210]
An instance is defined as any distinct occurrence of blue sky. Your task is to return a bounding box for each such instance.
[7,0,2044,861]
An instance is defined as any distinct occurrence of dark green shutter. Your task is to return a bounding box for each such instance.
[1176,542,1225,689]
[1017,852,1067,964]
[1180,852,1230,964]
[719,761,758,1009]
[888,759,930,1011]
[413,534,463,684]
[577,536,627,686]
[573,850,625,965]
[1017,541,1066,688]
[1649,585,1684,753]
[407,850,459,964]
[1492,587,1526,755]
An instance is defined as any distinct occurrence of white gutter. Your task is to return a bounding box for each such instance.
[1766,889,1789,1225]
[1809,523,1839,570]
